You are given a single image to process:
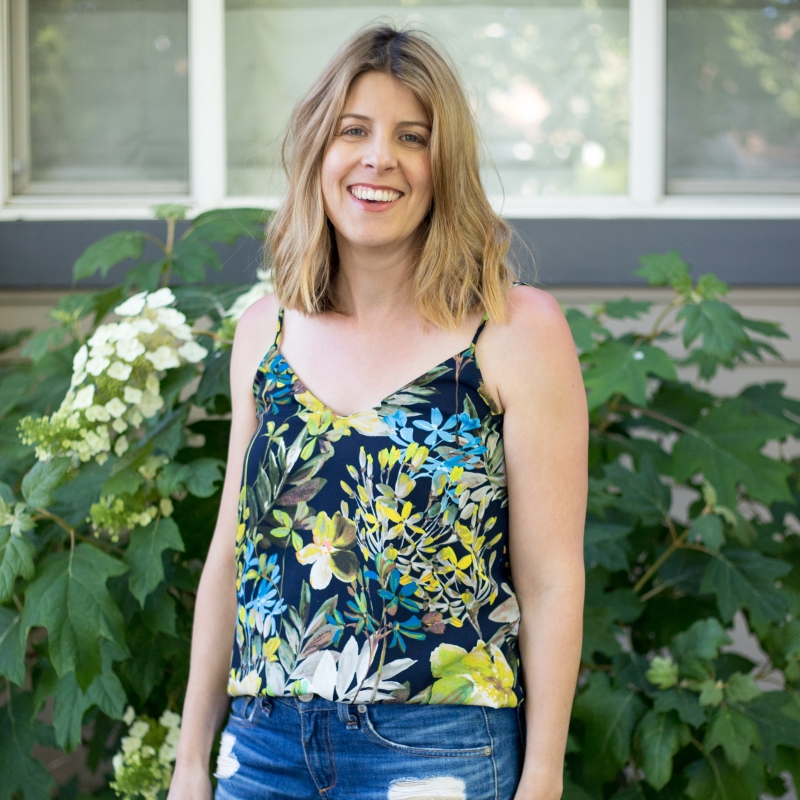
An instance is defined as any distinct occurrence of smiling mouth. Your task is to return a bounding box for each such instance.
[348,185,403,203]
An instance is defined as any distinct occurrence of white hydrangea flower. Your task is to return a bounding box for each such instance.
[129,410,144,428]
[177,340,208,363]
[131,317,158,335]
[123,706,136,726]
[139,392,164,419]
[146,346,180,371]
[73,345,89,373]
[86,356,110,377]
[121,735,142,755]
[159,710,181,729]
[112,418,128,434]
[114,435,129,457]
[156,307,186,329]
[73,385,95,410]
[116,337,146,363]
[130,720,150,738]
[170,323,193,341]
[115,291,148,317]
[146,374,160,395]
[123,386,143,405]
[85,404,111,423]
[89,342,115,358]
[107,361,132,381]
[146,287,176,309]
[105,398,127,418]
[110,321,138,342]
[226,271,274,322]
[89,325,115,346]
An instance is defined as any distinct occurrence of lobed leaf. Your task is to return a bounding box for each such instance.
[0,529,36,604]
[125,517,185,607]
[73,231,145,281]
[0,694,54,800]
[0,606,26,686]
[637,709,683,789]
[22,544,129,689]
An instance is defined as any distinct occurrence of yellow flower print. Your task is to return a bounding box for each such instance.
[426,641,517,708]
[296,511,359,589]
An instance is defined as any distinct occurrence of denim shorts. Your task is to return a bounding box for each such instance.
[214,695,526,800]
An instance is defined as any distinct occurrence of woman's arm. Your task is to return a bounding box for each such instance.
[168,296,279,798]
[482,286,588,800]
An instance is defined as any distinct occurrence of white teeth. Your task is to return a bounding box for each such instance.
[350,186,400,202]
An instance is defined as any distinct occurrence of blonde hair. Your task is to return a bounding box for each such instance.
[267,24,515,330]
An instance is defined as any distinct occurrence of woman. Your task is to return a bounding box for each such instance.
[169,24,587,800]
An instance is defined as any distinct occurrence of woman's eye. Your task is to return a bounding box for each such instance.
[401,133,425,145]
[342,127,366,137]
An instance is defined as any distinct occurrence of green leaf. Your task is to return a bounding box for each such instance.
[0,329,32,355]
[0,693,54,800]
[652,687,706,727]
[0,607,26,686]
[646,656,678,689]
[724,673,761,704]
[671,399,795,507]
[704,706,761,768]
[196,349,232,409]
[672,618,732,663]
[582,606,620,660]
[0,529,36,604]
[637,709,683,790]
[125,517,184,607]
[584,521,632,571]
[572,671,646,783]
[171,236,220,282]
[73,231,145,281]
[187,207,268,244]
[583,340,677,410]
[699,679,724,707]
[21,457,71,509]
[20,328,65,363]
[22,544,128,689]
[700,550,790,629]
[636,251,691,289]
[678,300,749,361]
[739,382,800,435]
[51,642,126,752]
[604,455,671,527]
[735,691,800,764]
[685,750,765,800]
[689,514,725,550]
[565,308,609,352]
[695,273,729,300]
[157,458,224,499]
[604,298,652,320]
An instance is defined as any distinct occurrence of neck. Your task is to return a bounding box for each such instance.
[332,232,420,322]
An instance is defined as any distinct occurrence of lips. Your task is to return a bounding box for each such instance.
[348,184,403,203]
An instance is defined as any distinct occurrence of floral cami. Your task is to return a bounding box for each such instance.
[228,309,522,708]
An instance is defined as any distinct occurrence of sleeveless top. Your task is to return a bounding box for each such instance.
[228,309,522,708]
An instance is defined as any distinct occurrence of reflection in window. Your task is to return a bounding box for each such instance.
[667,0,800,194]
[225,1,629,198]
[11,0,189,194]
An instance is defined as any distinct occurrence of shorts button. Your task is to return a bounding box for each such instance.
[357,704,367,713]
[484,746,492,756]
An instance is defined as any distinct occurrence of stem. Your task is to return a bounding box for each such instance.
[617,404,695,435]
[162,217,176,287]
[34,508,75,550]
[633,528,689,594]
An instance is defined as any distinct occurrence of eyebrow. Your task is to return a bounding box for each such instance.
[339,113,431,130]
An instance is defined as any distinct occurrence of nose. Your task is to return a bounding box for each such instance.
[361,130,397,173]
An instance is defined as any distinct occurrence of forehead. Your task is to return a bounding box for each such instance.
[342,72,429,123]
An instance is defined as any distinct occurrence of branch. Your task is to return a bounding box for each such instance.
[634,527,689,594]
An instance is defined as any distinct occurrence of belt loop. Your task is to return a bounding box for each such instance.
[337,702,359,730]
[261,696,274,717]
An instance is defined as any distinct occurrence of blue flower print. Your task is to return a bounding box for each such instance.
[413,408,457,446]
[385,409,417,447]
[245,553,287,637]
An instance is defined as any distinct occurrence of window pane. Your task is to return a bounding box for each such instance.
[667,0,800,194]
[226,1,629,198]
[11,0,189,194]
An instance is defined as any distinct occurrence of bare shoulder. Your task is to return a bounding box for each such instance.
[479,285,581,410]
[230,293,281,388]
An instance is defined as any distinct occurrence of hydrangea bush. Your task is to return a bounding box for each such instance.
[1,208,800,799]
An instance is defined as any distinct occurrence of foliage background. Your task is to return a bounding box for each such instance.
[1,209,800,799]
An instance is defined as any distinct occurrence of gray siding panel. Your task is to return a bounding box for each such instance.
[0,218,798,288]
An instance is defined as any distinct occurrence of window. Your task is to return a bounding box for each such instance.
[666,0,800,194]
[225,0,629,199]
[1,0,800,215]
[9,0,189,195]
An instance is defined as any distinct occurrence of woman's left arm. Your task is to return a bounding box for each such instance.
[484,286,588,800]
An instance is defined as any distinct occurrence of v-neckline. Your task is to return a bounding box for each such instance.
[272,343,474,420]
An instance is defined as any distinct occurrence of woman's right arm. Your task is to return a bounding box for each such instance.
[168,296,279,799]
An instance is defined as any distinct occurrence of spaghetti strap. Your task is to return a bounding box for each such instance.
[470,311,489,347]
[275,307,285,346]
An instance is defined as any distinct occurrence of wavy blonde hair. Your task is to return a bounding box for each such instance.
[267,24,515,330]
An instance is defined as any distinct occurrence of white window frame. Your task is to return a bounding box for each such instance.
[1,0,799,221]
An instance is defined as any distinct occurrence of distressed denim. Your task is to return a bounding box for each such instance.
[214,695,525,800]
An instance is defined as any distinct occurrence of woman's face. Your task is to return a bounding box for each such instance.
[321,71,433,255]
